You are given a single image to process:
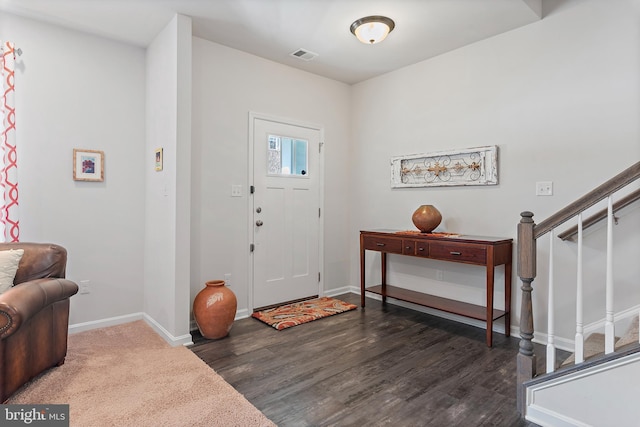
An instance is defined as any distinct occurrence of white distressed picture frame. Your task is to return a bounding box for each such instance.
[390,145,498,188]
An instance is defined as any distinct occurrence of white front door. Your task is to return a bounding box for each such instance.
[251,114,322,309]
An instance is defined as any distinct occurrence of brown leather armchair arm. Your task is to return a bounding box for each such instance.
[0,278,78,339]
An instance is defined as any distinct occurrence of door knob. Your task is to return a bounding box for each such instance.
[256,220,264,227]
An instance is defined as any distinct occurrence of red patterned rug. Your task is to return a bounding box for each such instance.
[252,297,357,330]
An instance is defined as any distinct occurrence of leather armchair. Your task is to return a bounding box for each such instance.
[0,243,78,402]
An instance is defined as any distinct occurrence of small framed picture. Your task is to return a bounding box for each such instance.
[155,148,163,171]
[73,149,104,182]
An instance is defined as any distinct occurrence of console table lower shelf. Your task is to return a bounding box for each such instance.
[365,284,507,324]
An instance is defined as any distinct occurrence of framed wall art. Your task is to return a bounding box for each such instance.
[390,145,498,188]
[155,148,163,171]
[73,149,104,182]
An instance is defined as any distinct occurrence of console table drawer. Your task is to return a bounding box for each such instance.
[362,235,402,254]
[415,241,429,257]
[402,240,415,255]
[429,242,486,264]
[401,240,429,257]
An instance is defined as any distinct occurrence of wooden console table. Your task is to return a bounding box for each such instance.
[360,230,513,347]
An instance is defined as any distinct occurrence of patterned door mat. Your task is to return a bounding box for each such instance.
[252,297,357,330]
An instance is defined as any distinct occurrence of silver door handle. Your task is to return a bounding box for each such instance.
[256,220,264,227]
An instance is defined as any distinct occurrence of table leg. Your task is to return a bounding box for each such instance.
[505,261,512,337]
[486,256,495,347]
[381,252,387,305]
[360,235,366,308]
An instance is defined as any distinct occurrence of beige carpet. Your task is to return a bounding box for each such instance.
[7,320,275,427]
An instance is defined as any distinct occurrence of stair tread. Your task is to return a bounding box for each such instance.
[616,315,639,348]
[561,316,639,367]
[562,333,617,366]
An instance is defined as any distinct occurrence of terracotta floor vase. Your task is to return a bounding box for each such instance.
[193,280,237,339]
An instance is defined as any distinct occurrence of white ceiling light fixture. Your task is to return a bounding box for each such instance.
[350,15,395,45]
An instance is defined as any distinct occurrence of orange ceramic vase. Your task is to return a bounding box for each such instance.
[193,280,237,339]
[412,205,442,233]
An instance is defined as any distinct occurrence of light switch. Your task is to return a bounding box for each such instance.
[536,181,553,196]
[231,185,242,197]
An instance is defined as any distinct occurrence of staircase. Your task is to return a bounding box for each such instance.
[516,161,640,426]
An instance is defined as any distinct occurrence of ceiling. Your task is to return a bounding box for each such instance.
[0,0,543,85]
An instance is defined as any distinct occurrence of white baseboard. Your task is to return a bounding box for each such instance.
[189,308,251,332]
[143,314,193,347]
[71,308,255,346]
[530,331,576,353]
[526,405,591,427]
[236,308,251,319]
[69,313,144,334]
[69,312,193,347]
[323,286,354,298]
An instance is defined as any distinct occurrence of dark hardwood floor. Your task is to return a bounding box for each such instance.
[189,293,549,427]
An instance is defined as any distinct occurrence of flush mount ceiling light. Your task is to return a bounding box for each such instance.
[350,15,395,45]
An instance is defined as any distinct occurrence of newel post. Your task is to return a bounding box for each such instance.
[517,211,537,415]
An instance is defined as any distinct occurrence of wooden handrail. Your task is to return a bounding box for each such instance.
[534,161,640,239]
[558,188,640,241]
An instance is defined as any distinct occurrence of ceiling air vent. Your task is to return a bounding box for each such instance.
[290,48,318,61]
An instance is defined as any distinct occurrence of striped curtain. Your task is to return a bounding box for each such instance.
[0,41,19,242]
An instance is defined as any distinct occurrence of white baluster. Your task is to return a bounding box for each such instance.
[547,230,556,373]
[575,213,584,363]
[604,196,615,354]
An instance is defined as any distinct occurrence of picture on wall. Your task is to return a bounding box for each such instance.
[73,149,104,182]
[155,148,163,171]
[390,145,498,188]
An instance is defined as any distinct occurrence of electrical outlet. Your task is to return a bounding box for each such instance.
[536,181,553,196]
[436,270,444,281]
[224,273,231,287]
[79,280,90,294]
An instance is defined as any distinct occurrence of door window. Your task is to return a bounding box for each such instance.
[267,135,308,176]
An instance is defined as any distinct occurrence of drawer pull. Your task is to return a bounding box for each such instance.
[450,251,462,256]
[376,243,385,247]
[418,247,425,251]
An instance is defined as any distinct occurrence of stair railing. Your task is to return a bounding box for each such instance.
[557,188,640,241]
[516,160,640,414]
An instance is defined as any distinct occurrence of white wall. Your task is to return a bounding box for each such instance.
[0,13,147,325]
[191,38,352,315]
[144,14,192,344]
[350,0,640,343]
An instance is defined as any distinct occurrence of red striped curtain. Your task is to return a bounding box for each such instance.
[1,41,19,242]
